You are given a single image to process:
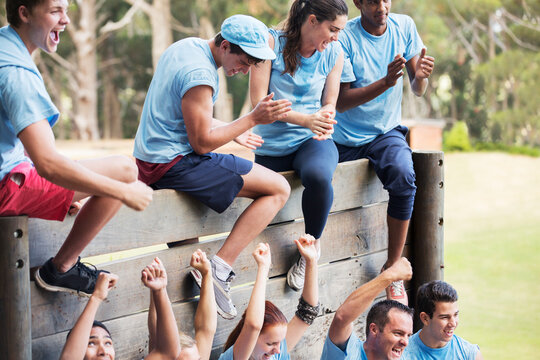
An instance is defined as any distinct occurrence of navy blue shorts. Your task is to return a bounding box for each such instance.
[151,152,253,213]
[335,125,416,220]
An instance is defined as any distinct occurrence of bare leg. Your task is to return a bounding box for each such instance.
[385,215,409,268]
[53,156,138,272]
[215,163,290,265]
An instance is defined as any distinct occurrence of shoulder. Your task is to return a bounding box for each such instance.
[450,335,480,358]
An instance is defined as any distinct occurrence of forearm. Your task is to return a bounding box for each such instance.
[336,80,390,113]
[147,293,157,353]
[60,297,102,360]
[301,260,318,306]
[35,152,129,200]
[152,288,180,357]
[192,115,256,154]
[194,272,217,336]
[244,266,270,329]
[411,76,428,96]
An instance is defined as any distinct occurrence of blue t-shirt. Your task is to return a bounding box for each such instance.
[219,339,290,360]
[253,29,342,156]
[0,26,59,181]
[335,14,424,147]
[321,332,367,360]
[133,38,219,163]
[402,331,479,360]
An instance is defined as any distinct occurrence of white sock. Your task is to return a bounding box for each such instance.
[212,255,233,280]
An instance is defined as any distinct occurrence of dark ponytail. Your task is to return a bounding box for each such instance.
[280,0,348,75]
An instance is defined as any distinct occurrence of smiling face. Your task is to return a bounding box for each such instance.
[84,326,115,360]
[220,41,256,76]
[18,0,70,54]
[251,324,287,360]
[304,14,348,54]
[369,308,413,360]
[355,0,391,35]
[420,301,459,348]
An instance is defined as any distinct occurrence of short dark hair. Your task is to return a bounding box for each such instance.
[365,300,414,338]
[66,320,112,340]
[6,0,46,27]
[214,33,264,65]
[416,280,458,318]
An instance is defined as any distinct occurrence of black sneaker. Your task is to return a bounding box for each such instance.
[35,257,107,297]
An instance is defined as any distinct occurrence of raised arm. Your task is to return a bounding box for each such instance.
[232,243,272,360]
[143,258,181,360]
[183,85,290,154]
[336,54,407,113]
[328,257,412,348]
[286,235,320,350]
[18,120,152,210]
[60,272,118,360]
[405,48,434,96]
[191,250,217,360]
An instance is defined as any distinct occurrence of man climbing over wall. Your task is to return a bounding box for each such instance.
[133,14,292,319]
[334,0,435,304]
[0,0,153,296]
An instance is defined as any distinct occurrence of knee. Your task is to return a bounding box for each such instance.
[385,164,416,197]
[114,156,138,183]
[273,175,291,208]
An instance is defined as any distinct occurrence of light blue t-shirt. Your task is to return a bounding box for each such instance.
[402,331,479,360]
[254,29,342,156]
[335,14,424,147]
[218,339,290,360]
[321,332,367,360]
[133,38,219,163]
[0,26,59,181]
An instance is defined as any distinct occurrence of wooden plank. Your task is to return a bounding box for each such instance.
[31,204,391,338]
[0,216,32,360]
[31,248,410,359]
[28,159,387,267]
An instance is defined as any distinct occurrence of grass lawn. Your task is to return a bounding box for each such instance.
[444,152,540,359]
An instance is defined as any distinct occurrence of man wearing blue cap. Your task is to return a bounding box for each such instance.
[134,15,292,319]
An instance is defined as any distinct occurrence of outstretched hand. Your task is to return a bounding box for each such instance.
[141,257,168,291]
[234,130,264,150]
[253,242,271,269]
[92,272,119,301]
[251,93,292,125]
[190,249,211,276]
[122,180,153,211]
[415,48,434,80]
[295,234,318,263]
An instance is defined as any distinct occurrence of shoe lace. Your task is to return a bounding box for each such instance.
[75,260,99,280]
[389,281,404,297]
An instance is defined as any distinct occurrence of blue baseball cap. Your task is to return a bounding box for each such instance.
[221,15,276,61]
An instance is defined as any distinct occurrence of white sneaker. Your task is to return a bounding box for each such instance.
[191,260,237,319]
[287,247,320,291]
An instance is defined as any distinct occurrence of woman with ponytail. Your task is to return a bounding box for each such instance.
[220,236,319,360]
[250,0,348,292]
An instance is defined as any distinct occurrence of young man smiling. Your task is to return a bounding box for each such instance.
[133,15,292,319]
[1,0,153,296]
[321,257,414,360]
[402,281,483,360]
[335,0,435,304]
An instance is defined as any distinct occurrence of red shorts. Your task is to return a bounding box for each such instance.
[0,162,75,221]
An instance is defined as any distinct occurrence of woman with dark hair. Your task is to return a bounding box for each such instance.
[250,0,348,292]
[219,236,319,360]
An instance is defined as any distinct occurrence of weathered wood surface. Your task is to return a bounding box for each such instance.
[32,248,410,359]
[28,159,388,267]
[411,151,444,306]
[0,216,32,360]
[31,204,390,338]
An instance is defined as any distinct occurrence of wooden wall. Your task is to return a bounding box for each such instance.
[0,151,444,359]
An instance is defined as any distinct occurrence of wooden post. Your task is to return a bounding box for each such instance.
[0,216,32,359]
[411,151,444,305]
